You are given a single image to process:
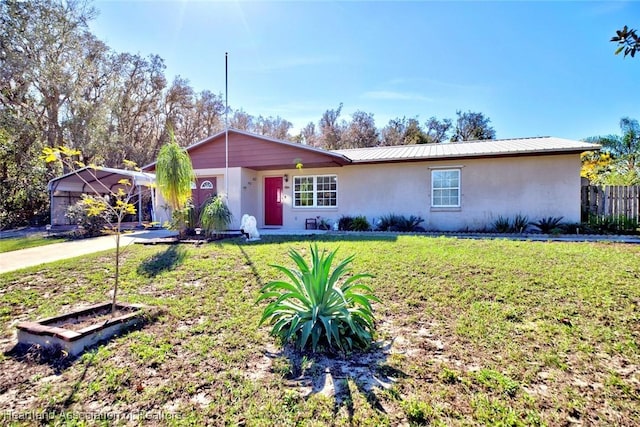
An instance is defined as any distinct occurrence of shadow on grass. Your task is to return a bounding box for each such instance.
[266,341,408,422]
[237,244,265,288]
[60,350,97,408]
[5,347,99,413]
[137,245,188,277]
[234,233,400,247]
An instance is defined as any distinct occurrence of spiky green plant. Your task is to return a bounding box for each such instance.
[512,214,529,233]
[377,214,424,232]
[492,216,511,233]
[257,245,379,352]
[531,216,564,233]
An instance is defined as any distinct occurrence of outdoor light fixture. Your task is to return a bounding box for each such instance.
[195,228,202,235]
[284,174,289,182]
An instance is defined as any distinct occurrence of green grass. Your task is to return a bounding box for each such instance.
[0,235,66,253]
[1,235,639,425]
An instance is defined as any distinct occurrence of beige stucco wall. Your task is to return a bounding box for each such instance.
[239,168,259,228]
[153,189,170,226]
[189,167,258,229]
[249,153,581,231]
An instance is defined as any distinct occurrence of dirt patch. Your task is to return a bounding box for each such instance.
[49,307,136,331]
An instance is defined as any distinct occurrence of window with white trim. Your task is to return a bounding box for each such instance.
[293,175,337,207]
[431,169,460,207]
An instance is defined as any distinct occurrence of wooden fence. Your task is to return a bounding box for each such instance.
[581,185,640,221]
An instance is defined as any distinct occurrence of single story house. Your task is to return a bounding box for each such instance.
[143,129,600,232]
[48,167,157,226]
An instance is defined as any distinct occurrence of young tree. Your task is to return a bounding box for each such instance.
[42,146,138,314]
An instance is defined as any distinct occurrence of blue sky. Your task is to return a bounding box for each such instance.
[90,1,640,140]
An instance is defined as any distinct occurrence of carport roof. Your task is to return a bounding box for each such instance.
[48,167,156,193]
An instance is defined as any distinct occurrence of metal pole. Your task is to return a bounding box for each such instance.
[225,52,229,199]
[137,184,142,225]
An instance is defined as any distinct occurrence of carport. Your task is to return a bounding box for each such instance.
[48,167,157,226]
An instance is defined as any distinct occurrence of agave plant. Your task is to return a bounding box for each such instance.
[512,214,529,233]
[257,245,379,352]
[531,216,564,233]
[492,216,511,233]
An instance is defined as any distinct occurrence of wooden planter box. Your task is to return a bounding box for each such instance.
[16,302,147,356]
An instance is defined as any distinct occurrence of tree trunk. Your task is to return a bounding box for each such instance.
[112,229,120,314]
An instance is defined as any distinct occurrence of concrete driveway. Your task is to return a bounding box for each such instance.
[0,229,177,274]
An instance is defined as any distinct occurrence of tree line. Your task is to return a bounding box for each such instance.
[0,0,495,229]
[297,105,495,149]
[0,0,282,227]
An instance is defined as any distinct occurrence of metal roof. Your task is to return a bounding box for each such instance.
[333,136,600,163]
[140,133,599,171]
[49,166,156,192]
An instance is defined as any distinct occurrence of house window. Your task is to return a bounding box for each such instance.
[200,180,214,189]
[294,175,337,208]
[431,169,460,207]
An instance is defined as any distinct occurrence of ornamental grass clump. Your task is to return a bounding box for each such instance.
[257,245,379,353]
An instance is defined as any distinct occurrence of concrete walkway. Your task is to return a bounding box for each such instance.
[0,229,177,274]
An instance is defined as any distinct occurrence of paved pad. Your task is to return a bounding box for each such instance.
[0,230,177,274]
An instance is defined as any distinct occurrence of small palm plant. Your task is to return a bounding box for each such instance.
[258,245,379,353]
[199,195,232,236]
[155,128,195,235]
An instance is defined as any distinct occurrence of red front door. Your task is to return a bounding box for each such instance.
[194,178,217,208]
[264,177,283,226]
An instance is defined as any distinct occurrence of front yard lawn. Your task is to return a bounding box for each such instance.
[1,235,638,425]
[0,235,66,253]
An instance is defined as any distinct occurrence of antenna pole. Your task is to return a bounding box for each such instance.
[225,52,229,198]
